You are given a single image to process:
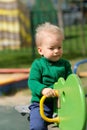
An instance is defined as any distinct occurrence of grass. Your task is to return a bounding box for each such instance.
[0,48,36,68]
[63,24,87,54]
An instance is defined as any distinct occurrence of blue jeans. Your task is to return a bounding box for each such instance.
[29,102,53,130]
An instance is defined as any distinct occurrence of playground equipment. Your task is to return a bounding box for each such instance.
[40,74,86,130]
[73,59,87,77]
[73,59,87,98]
[0,68,29,94]
[15,74,87,130]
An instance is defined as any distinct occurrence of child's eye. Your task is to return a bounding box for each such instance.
[58,46,62,49]
[49,47,54,50]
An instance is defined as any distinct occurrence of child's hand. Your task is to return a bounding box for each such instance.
[41,88,57,97]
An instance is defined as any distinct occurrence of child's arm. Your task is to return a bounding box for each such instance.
[28,60,48,96]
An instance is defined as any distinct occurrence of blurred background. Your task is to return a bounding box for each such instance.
[0,0,87,66]
[0,0,87,130]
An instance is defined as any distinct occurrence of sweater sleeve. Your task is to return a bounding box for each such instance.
[28,60,46,96]
[65,60,72,79]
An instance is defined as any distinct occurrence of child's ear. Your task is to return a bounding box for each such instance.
[38,47,43,55]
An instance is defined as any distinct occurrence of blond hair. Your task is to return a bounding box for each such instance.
[35,22,64,47]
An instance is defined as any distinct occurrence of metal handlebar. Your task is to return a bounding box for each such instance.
[40,90,60,123]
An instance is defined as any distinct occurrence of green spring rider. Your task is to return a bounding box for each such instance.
[40,74,86,130]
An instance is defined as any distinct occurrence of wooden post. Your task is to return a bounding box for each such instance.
[57,0,64,32]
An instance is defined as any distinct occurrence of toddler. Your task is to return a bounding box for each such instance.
[28,22,72,130]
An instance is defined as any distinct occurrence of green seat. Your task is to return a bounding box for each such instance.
[54,74,86,130]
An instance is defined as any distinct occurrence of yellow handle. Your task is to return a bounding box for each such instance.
[40,90,60,123]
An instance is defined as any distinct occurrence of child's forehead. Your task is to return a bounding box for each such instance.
[43,32,63,41]
[42,31,58,37]
[39,31,63,45]
[41,35,63,46]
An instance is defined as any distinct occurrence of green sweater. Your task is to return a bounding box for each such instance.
[28,57,72,103]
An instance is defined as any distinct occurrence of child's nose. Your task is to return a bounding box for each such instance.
[54,49,59,53]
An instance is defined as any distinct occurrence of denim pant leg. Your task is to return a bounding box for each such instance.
[29,102,53,130]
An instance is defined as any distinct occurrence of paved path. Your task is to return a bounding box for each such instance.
[0,106,59,130]
[0,106,29,130]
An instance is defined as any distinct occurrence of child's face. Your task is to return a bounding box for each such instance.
[38,32,63,62]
